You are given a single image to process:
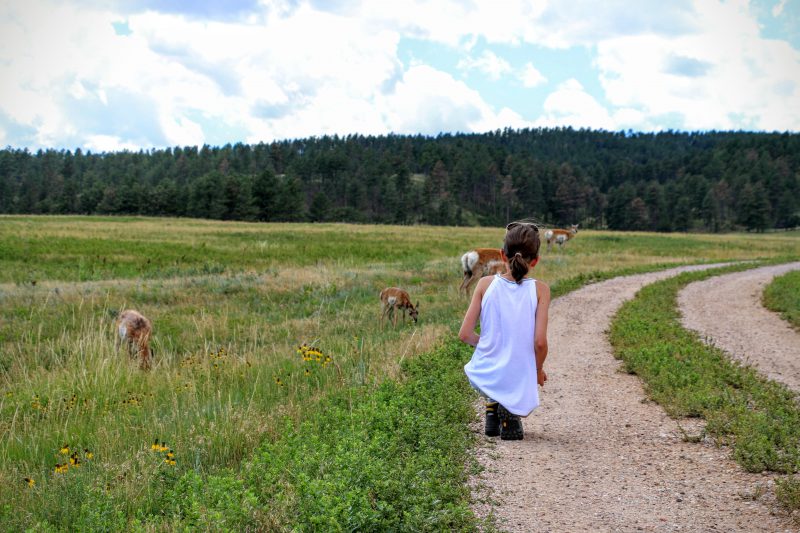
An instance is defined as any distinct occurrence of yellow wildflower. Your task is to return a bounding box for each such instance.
[24,477,34,488]
[59,444,69,455]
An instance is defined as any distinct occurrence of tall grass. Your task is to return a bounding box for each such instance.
[1,216,798,529]
[763,270,800,330]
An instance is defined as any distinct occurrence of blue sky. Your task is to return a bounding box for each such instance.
[0,0,799,151]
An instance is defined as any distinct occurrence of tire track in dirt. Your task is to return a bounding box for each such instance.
[470,264,792,532]
[678,262,800,391]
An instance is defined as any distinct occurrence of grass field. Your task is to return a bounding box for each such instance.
[763,270,800,330]
[1,215,798,530]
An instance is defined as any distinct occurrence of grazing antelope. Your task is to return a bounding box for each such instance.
[379,288,419,327]
[116,309,153,370]
[459,248,506,295]
[544,224,579,251]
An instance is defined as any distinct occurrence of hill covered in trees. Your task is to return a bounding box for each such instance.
[1,128,798,231]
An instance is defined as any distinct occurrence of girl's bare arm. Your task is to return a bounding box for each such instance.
[458,276,492,347]
[534,281,550,383]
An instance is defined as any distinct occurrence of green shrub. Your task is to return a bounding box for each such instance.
[245,340,478,532]
[763,270,800,330]
[165,470,259,531]
[776,477,800,525]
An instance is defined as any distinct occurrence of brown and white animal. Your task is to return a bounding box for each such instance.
[379,287,419,327]
[116,309,153,370]
[459,248,506,295]
[544,224,579,251]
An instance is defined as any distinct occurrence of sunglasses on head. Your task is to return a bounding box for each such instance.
[505,221,539,232]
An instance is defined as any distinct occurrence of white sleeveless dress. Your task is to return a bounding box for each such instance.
[464,274,540,416]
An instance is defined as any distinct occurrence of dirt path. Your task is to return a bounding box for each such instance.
[470,265,793,532]
[678,262,800,391]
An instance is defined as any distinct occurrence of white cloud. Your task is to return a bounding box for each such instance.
[379,65,529,135]
[354,0,547,47]
[85,135,141,153]
[520,63,547,88]
[0,0,537,149]
[457,50,513,80]
[595,0,800,131]
[772,0,788,16]
[533,79,659,131]
[535,79,615,130]
[160,114,206,148]
[1,0,799,150]
[352,0,695,49]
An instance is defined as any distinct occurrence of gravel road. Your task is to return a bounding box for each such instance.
[470,264,793,532]
[678,262,800,391]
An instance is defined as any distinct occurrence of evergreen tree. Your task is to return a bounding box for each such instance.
[552,164,586,224]
[309,192,331,222]
[149,179,179,216]
[275,175,306,222]
[188,171,225,219]
[253,168,280,221]
[222,173,257,221]
[737,182,771,231]
[1,129,799,230]
[673,197,691,232]
[606,183,636,230]
[629,197,649,229]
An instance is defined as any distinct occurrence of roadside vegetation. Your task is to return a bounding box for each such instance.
[610,262,800,521]
[1,216,798,529]
[763,270,800,330]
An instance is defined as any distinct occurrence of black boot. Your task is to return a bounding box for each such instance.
[497,404,524,440]
[484,401,500,437]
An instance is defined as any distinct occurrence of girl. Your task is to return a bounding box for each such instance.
[459,222,550,440]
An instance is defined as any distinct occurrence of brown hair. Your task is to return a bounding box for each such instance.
[503,223,540,283]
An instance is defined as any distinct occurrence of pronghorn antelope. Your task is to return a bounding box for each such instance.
[379,287,419,327]
[460,248,506,295]
[116,309,153,370]
[544,224,579,251]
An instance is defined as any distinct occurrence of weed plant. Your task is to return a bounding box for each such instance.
[763,270,800,330]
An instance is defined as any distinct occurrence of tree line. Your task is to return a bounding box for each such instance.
[1,128,798,231]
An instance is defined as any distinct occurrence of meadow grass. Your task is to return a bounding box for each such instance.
[763,270,800,330]
[1,215,798,529]
[610,262,800,520]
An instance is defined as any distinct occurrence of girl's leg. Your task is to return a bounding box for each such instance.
[484,400,500,437]
[497,404,524,440]
[468,379,500,437]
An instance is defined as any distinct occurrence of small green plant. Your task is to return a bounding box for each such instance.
[763,270,800,330]
[776,477,800,524]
